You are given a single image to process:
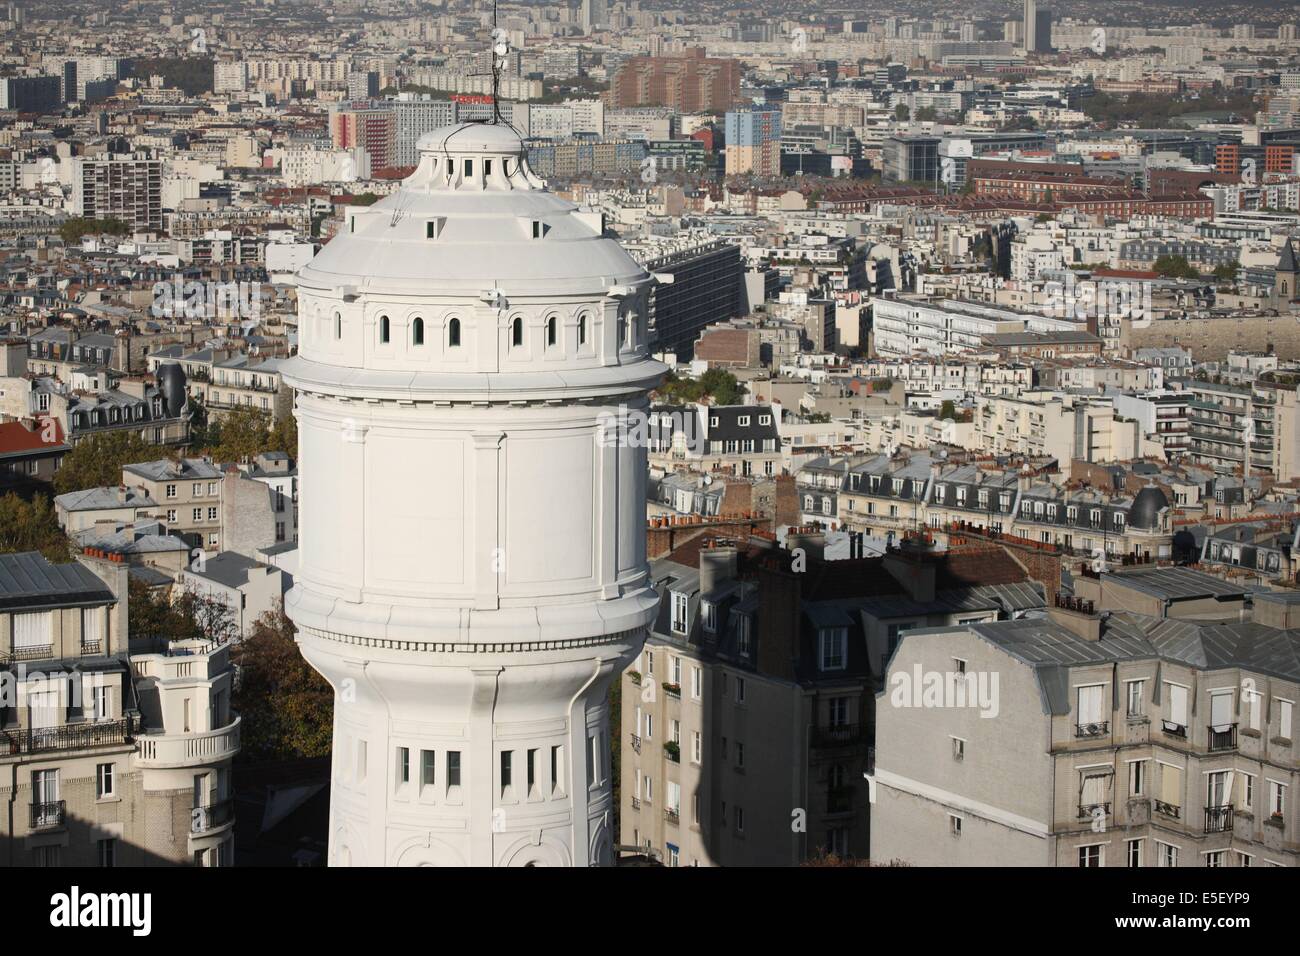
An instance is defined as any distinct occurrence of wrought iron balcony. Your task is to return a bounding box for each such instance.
[664,808,680,826]
[827,787,855,814]
[1075,721,1109,738]
[1078,802,1111,821]
[30,799,65,829]
[1161,720,1187,739]
[1154,799,1181,819]
[630,734,641,755]
[630,796,641,810]
[191,797,234,834]
[813,723,863,748]
[2,717,134,755]
[1208,723,1237,752]
[1204,805,1234,834]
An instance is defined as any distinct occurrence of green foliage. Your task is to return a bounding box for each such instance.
[127,577,239,647]
[805,412,831,424]
[1080,90,1258,129]
[939,400,957,420]
[126,56,214,95]
[914,106,938,122]
[894,103,910,121]
[198,405,294,462]
[53,431,156,494]
[59,217,130,243]
[0,493,72,562]
[1212,261,1240,283]
[233,605,334,761]
[656,368,745,406]
[1154,254,1200,280]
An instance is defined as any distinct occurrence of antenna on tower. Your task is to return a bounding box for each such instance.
[490,0,506,124]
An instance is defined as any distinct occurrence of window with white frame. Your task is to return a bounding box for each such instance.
[1268,780,1286,818]
[690,666,702,699]
[96,763,114,799]
[1276,698,1294,740]
[1126,839,1143,867]
[819,627,847,671]
[670,592,689,634]
[1156,841,1178,868]
[1126,680,1144,718]
[1078,844,1103,867]
[691,731,701,764]
[948,814,962,837]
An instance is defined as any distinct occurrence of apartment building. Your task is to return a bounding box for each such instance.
[71,157,163,233]
[122,458,225,551]
[873,583,1300,867]
[0,551,238,866]
[871,296,1027,358]
[648,404,783,478]
[835,452,1176,561]
[621,531,1045,865]
[624,235,743,360]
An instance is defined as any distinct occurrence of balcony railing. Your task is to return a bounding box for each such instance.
[1161,720,1187,739]
[1154,800,1181,819]
[30,799,65,829]
[11,644,53,662]
[191,797,235,834]
[1204,805,1234,834]
[813,723,863,748]
[80,640,103,656]
[662,682,681,699]
[1,717,134,755]
[1075,721,1109,738]
[1078,802,1111,821]
[664,808,680,826]
[664,741,680,763]
[1208,724,1237,752]
[827,787,855,814]
[630,734,641,755]
[136,716,240,768]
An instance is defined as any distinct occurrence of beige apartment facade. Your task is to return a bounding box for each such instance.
[0,552,239,866]
[874,599,1300,867]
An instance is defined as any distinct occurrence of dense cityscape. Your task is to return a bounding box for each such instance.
[0,0,1295,891]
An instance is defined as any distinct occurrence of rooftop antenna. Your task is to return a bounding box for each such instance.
[489,0,507,125]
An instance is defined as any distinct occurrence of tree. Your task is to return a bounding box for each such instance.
[53,431,157,494]
[128,577,239,648]
[1153,254,1200,280]
[1212,262,1240,283]
[914,106,938,122]
[894,103,910,122]
[232,605,334,762]
[59,217,130,244]
[0,493,72,562]
[699,368,744,405]
[939,400,957,421]
[268,411,298,459]
[203,405,276,462]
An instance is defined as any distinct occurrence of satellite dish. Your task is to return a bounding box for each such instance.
[702,475,713,485]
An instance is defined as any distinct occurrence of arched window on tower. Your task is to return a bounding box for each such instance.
[412,317,425,346]
[379,315,390,344]
[334,312,342,340]
[512,317,523,348]
[546,316,557,347]
[448,317,461,348]
[578,314,588,347]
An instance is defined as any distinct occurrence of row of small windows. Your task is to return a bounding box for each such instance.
[334,312,594,350]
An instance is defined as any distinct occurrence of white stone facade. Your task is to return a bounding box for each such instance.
[282,122,666,866]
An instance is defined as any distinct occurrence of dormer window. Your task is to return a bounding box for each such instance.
[819,628,847,672]
[671,591,688,634]
[738,416,750,427]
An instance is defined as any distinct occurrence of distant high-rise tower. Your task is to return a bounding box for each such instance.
[282,122,665,866]
[1024,0,1052,53]
[580,0,607,33]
